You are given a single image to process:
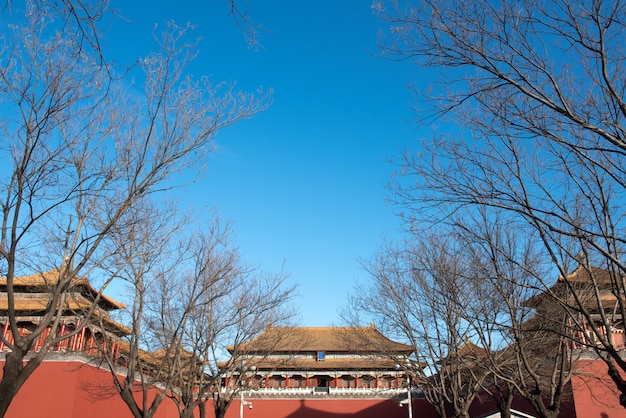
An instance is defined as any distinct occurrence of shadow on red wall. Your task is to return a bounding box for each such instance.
[224,398,441,418]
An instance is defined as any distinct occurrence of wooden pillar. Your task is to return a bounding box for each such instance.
[305,374,310,387]
[70,321,79,351]
[0,321,9,350]
[58,322,68,350]
[112,341,120,363]
[87,334,95,355]
[34,327,49,351]
[33,329,41,351]
[78,326,86,351]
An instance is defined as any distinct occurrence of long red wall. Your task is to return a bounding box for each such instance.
[1,360,432,418]
[1,360,180,418]
[4,358,626,417]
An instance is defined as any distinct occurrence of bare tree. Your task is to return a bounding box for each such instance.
[99,190,292,418]
[225,0,265,48]
[153,218,294,418]
[97,212,293,418]
[0,2,268,414]
[352,211,579,417]
[96,198,187,418]
[456,212,576,418]
[353,236,488,418]
[375,0,626,404]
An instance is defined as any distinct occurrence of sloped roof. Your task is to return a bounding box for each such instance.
[447,340,488,362]
[248,356,402,372]
[558,263,619,286]
[0,269,125,310]
[0,297,131,335]
[0,295,97,312]
[523,263,625,310]
[233,326,413,355]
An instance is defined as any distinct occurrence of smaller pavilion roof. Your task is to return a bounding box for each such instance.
[444,340,489,363]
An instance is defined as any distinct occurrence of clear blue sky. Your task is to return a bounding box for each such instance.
[107,0,423,326]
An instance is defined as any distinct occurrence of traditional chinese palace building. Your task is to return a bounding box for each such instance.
[0,269,180,418]
[524,261,626,351]
[2,266,626,417]
[228,325,414,392]
[0,269,129,356]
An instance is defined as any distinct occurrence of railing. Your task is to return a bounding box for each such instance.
[247,386,407,399]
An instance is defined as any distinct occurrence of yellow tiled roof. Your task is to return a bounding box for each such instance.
[558,264,619,285]
[524,263,625,312]
[0,296,131,335]
[244,357,403,372]
[0,269,125,310]
[0,295,93,311]
[233,326,413,355]
[445,340,488,362]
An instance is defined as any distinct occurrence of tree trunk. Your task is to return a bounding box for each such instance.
[214,404,226,418]
[497,394,513,418]
[179,406,197,418]
[607,359,626,408]
[433,400,448,418]
[213,396,233,418]
[452,407,470,418]
[118,383,147,418]
[0,345,42,417]
[526,393,560,418]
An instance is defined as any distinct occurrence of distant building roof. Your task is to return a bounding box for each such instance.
[558,263,619,286]
[232,325,413,355]
[230,325,413,374]
[442,340,489,365]
[247,356,403,372]
[524,262,624,313]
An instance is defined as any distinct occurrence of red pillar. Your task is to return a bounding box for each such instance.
[70,321,80,351]
[34,327,50,351]
[78,326,86,351]
[0,321,9,350]
[58,322,68,350]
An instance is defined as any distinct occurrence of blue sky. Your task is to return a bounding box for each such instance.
[107,1,424,326]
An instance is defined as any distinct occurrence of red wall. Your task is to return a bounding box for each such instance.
[4,358,626,418]
[1,360,180,418]
[572,359,626,418]
[224,398,439,418]
[1,359,432,418]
